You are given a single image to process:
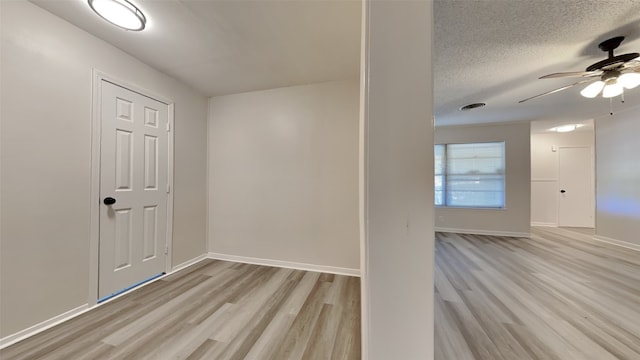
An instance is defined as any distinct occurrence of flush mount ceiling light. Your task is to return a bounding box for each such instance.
[88,0,146,31]
[551,124,582,133]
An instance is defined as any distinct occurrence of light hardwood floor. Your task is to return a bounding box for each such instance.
[435,227,640,360]
[1,261,361,360]
[4,227,638,360]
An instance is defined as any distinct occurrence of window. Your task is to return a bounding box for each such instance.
[435,142,505,208]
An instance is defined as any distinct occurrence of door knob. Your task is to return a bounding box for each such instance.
[103,197,116,205]
[560,190,566,194]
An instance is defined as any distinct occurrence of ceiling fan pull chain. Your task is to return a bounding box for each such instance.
[621,92,625,104]
[610,97,614,116]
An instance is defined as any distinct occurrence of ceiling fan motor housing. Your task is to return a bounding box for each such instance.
[586,36,639,72]
[601,70,620,82]
[586,53,639,72]
[598,36,625,53]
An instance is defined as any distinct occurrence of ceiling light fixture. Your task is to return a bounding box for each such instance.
[579,69,640,99]
[88,0,146,31]
[601,81,623,98]
[552,124,581,133]
[619,72,640,89]
[579,81,604,98]
[521,37,639,104]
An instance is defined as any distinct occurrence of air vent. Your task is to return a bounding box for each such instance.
[459,103,486,111]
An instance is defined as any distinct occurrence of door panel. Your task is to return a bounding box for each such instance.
[115,130,133,190]
[114,208,133,270]
[558,147,594,227]
[143,205,158,260]
[99,80,168,299]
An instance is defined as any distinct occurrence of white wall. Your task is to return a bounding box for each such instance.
[530,129,594,226]
[435,122,531,237]
[0,1,208,338]
[595,106,640,247]
[208,80,360,272]
[362,1,434,358]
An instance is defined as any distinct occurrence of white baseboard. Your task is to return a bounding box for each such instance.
[435,227,531,238]
[531,222,557,227]
[0,304,89,349]
[207,252,361,277]
[593,235,640,252]
[0,253,209,350]
[1,253,358,348]
[172,253,208,273]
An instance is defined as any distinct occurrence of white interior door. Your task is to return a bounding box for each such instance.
[99,80,169,300]
[558,146,594,228]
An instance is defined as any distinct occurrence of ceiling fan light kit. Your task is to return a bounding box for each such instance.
[619,72,640,89]
[521,36,640,103]
[580,81,605,98]
[602,81,623,98]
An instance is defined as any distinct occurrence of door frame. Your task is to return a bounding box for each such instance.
[556,145,595,228]
[89,70,175,306]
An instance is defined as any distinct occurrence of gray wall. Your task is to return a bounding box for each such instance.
[595,106,640,247]
[0,1,208,337]
[208,81,360,271]
[435,122,531,237]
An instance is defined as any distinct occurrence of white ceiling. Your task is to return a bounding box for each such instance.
[31,0,640,127]
[31,0,361,97]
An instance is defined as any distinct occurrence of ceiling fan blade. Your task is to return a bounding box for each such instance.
[519,79,595,103]
[539,71,602,79]
[622,60,640,71]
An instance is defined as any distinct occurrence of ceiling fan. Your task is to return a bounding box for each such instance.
[519,36,640,103]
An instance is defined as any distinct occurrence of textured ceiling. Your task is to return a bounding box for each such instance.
[30,0,640,127]
[434,0,640,126]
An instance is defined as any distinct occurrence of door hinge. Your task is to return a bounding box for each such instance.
[166,123,170,132]
[166,184,170,193]
[164,245,169,255]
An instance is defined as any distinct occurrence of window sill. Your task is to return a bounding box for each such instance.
[435,206,507,211]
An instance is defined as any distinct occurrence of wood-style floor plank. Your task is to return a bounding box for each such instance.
[0,261,361,360]
[435,227,640,360]
[4,226,637,360]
